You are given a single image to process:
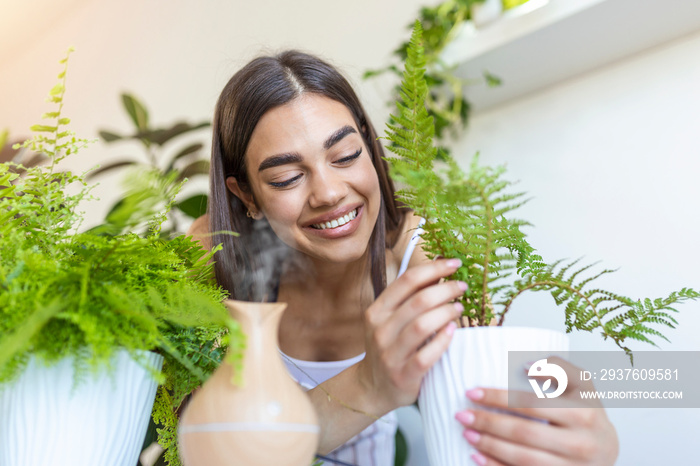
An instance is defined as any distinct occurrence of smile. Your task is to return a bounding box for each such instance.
[310,209,357,230]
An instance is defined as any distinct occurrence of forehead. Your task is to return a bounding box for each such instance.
[246,94,358,159]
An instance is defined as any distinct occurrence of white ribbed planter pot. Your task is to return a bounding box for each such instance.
[418,327,569,466]
[0,349,163,466]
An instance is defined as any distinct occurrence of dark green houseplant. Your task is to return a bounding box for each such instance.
[0,49,243,466]
[91,92,211,235]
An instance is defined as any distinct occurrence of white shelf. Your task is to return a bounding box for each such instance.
[441,0,700,111]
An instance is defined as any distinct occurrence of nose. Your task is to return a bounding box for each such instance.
[307,169,347,209]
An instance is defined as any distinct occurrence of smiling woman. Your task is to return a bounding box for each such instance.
[189,50,468,465]
[206,51,410,306]
[187,50,618,466]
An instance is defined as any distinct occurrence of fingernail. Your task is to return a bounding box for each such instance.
[453,301,464,312]
[445,321,457,336]
[464,429,481,444]
[471,452,487,466]
[447,258,462,268]
[457,281,468,291]
[455,410,474,425]
[466,388,484,401]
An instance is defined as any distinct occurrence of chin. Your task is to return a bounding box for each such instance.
[307,237,371,265]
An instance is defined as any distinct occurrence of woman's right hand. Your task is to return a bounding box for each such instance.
[358,258,466,412]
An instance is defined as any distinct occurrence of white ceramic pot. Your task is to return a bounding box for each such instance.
[0,349,163,466]
[418,326,569,466]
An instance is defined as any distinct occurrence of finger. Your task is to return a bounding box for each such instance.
[465,388,587,427]
[469,452,505,466]
[379,281,465,343]
[455,408,594,459]
[390,302,463,361]
[402,320,457,382]
[397,280,466,322]
[377,258,462,313]
[464,428,568,466]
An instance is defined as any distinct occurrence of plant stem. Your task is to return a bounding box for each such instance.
[498,280,607,339]
[464,177,493,325]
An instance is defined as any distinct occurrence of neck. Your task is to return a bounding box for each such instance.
[280,248,375,308]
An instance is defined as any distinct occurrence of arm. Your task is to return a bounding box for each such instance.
[311,258,466,454]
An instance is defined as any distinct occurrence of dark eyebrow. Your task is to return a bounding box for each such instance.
[257,125,358,172]
[258,152,303,172]
[324,125,357,150]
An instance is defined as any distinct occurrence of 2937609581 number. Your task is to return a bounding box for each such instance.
[599,368,678,381]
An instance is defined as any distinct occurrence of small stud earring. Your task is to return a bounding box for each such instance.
[246,210,254,218]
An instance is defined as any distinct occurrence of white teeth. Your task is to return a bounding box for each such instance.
[312,209,357,230]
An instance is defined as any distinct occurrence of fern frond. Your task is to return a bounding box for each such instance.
[383,21,700,356]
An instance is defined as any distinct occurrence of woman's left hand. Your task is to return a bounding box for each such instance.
[455,357,619,466]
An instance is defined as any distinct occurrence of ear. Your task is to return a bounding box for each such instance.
[226,176,263,219]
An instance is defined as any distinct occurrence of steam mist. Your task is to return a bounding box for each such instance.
[246,218,295,303]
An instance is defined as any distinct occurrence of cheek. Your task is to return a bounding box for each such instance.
[257,192,305,246]
[358,160,382,208]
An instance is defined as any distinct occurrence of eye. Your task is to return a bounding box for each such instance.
[335,148,362,165]
[268,173,302,188]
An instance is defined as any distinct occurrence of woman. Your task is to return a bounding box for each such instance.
[189,50,619,465]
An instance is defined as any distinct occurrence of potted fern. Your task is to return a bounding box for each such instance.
[0,49,244,466]
[386,22,700,465]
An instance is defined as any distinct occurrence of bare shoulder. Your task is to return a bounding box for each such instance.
[186,214,211,251]
[389,211,430,272]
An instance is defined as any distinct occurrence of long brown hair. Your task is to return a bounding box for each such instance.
[209,50,406,302]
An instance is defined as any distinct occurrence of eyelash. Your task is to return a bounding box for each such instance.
[268,149,362,188]
[336,148,362,164]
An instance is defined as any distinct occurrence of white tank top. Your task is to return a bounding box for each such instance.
[279,219,425,466]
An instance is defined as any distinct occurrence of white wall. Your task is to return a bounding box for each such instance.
[453,30,700,465]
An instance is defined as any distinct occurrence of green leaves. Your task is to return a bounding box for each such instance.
[177,194,208,219]
[101,94,210,148]
[29,124,57,133]
[0,300,63,375]
[1,50,244,466]
[94,93,211,233]
[122,92,149,131]
[12,48,93,165]
[365,1,497,151]
[49,83,65,96]
[384,21,700,360]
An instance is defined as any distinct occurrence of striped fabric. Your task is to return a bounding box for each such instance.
[279,352,397,466]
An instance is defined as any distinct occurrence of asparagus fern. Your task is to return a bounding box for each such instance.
[0,48,244,466]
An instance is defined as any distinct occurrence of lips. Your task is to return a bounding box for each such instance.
[305,204,361,229]
[310,208,357,230]
[303,204,363,239]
